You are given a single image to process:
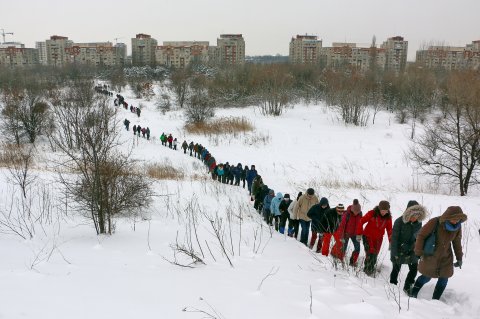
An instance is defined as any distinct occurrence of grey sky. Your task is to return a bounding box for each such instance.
[2,0,479,61]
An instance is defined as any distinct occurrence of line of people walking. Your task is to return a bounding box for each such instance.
[111,87,468,302]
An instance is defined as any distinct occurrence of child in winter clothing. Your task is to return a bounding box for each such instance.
[331,199,362,265]
[270,192,283,231]
[357,200,393,276]
[389,200,427,294]
[410,206,467,300]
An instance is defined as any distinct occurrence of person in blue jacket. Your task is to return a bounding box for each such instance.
[246,165,257,195]
[270,192,283,231]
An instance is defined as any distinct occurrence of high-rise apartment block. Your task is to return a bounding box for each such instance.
[0,46,39,67]
[416,40,480,70]
[46,35,73,66]
[289,35,322,64]
[155,41,209,68]
[381,36,408,73]
[131,33,158,66]
[320,42,386,72]
[215,34,245,65]
[36,41,48,65]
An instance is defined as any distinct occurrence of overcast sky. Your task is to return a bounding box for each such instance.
[2,0,479,61]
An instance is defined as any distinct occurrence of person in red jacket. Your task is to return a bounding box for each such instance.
[331,199,363,266]
[356,200,393,276]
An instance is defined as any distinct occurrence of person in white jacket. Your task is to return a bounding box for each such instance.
[287,192,303,239]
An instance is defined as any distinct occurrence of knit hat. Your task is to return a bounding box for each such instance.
[319,197,329,206]
[351,199,361,214]
[406,200,419,209]
[306,188,315,196]
[336,204,345,211]
[378,200,390,210]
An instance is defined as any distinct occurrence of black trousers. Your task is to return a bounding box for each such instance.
[390,262,418,287]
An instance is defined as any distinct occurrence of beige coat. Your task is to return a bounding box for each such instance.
[294,193,319,221]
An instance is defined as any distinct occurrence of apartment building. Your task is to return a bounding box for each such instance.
[35,41,48,65]
[381,36,408,73]
[131,33,158,66]
[0,46,39,67]
[320,42,386,72]
[215,34,245,65]
[416,40,480,70]
[66,42,125,66]
[289,35,322,64]
[155,41,209,68]
[46,35,73,66]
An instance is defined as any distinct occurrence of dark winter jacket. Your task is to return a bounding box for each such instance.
[263,190,275,214]
[241,167,248,180]
[252,177,263,198]
[182,141,188,150]
[318,207,343,233]
[336,205,362,239]
[390,204,427,264]
[279,199,292,216]
[415,206,467,278]
[307,198,330,232]
[246,169,257,184]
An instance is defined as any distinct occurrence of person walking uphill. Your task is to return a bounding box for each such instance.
[307,197,330,253]
[294,188,319,246]
[409,206,467,300]
[389,200,427,294]
[270,192,283,231]
[182,140,188,154]
[331,199,362,266]
[318,203,345,256]
[246,165,258,195]
[278,194,292,235]
[287,192,302,238]
[356,200,393,276]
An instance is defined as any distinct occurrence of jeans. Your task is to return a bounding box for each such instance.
[412,275,448,300]
[299,220,311,246]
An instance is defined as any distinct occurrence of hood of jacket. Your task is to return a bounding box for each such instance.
[402,204,428,223]
[439,206,467,223]
[319,197,329,206]
[275,192,283,200]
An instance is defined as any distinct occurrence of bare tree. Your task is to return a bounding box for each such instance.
[184,75,215,123]
[49,84,154,234]
[2,143,37,198]
[169,68,191,108]
[410,71,480,196]
[256,64,294,116]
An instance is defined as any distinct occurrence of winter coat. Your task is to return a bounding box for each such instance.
[246,169,257,184]
[414,206,467,278]
[263,191,275,214]
[287,199,298,220]
[233,165,242,178]
[167,136,173,143]
[182,141,188,149]
[160,134,166,141]
[356,206,392,254]
[318,208,343,234]
[270,193,283,217]
[336,205,363,239]
[307,198,330,232]
[294,193,319,221]
[216,167,224,176]
[241,167,248,180]
[279,199,292,217]
[251,177,263,198]
[390,204,427,264]
[188,142,194,150]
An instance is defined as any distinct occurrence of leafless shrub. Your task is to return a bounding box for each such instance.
[182,297,226,319]
[1,143,37,198]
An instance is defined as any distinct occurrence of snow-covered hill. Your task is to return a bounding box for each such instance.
[1,87,479,319]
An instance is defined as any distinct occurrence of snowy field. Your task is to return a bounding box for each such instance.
[1,86,479,319]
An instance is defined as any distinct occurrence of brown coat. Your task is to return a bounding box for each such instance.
[294,193,319,221]
[414,206,467,278]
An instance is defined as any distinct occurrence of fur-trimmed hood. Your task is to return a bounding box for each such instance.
[402,204,428,223]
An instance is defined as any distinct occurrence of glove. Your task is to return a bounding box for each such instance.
[454,260,463,269]
[340,238,345,243]
[356,235,362,242]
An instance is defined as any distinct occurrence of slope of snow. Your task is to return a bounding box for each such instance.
[0,87,479,319]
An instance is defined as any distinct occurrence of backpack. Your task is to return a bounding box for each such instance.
[423,218,440,256]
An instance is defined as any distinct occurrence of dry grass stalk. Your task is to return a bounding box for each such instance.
[184,116,254,135]
[146,163,185,180]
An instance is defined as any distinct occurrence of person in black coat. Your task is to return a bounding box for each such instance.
[318,204,345,256]
[132,125,137,136]
[278,194,292,234]
[390,200,427,293]
[233,163,242,186]
[307,197,330,252]
[241,165,249,189]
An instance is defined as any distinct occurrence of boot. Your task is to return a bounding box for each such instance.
[279,227,285,234]
[409,284,422,298]
[350,251,359,266]
[403,282,413,295]
[432,284,446,300]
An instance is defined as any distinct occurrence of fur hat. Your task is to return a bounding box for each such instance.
[406,200,419,209]
[351,199,361,214]
[306,188,315,196]
[336,204,345,211]
[402,204,428,223]
[378,200,390,211]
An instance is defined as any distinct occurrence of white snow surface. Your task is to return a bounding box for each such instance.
[1,86,479,319]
